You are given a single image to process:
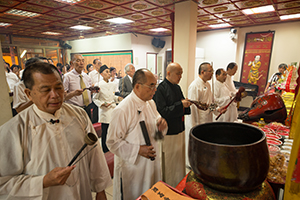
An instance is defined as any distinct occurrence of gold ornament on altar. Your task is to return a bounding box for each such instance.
[186,171,275,200]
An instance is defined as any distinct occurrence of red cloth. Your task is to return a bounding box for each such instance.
[93,122,102,138]
[176,173,188,192]
[104,151,114,178]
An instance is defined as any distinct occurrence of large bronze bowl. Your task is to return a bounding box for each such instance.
[188,122,269,193]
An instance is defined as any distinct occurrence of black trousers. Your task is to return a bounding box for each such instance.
[83,102,98,124]
[11,102,17,117]
[101,123,109,153]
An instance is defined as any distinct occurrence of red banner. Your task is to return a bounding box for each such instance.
[240,31,275,96]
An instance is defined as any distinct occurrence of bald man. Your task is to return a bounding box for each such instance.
[107,69,168,200]
[213,69,237,122]
[153,62,191,187]
[185,62,226,165]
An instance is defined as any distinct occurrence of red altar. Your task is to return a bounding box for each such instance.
[137,171,276,200]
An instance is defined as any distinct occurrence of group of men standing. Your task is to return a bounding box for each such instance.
[106,61,240,200]
[0,56,240,200]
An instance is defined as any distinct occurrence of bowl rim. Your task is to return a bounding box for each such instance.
[190,122,266,147]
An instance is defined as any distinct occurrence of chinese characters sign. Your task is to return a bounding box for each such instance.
[140,181,194,200]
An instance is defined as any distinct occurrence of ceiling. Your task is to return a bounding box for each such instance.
[0,0,300,41]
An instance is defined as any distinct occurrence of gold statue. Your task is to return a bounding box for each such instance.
[248,55,262,84]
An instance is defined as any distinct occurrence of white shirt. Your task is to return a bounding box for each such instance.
[93,80,119,124]
[224,74,237,95]
[63,69,92,107]
[5,72,20,93]
[106,91,167,200]
[89,70,103,85]
[268,72,285,83]
[127,74,132,83]
[186,77,214,130]
[213,80,238,122]
[110,76,120,92]
[0,103,112,199]
[19,69,24,79]
[13,81,29,109]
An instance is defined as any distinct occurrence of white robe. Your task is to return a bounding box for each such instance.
[0,103,112,200]
[106,91,167,200]
[185,77,214,129]
[89,70,103,85]
[185,77,215,166]
[224,74,238,120]
[5,72,19,93]
[110,77,120,93]
[224,74,237,95]
[13,81,29,109]
[92,80,119,124]
[213,80,238,122]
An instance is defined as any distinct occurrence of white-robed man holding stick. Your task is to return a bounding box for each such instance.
[107,69,168,200]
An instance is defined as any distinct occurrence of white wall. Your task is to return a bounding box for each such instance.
[68,33,171,78]
[131,34,171,79]
[196,28,238,71]
[236,21,300,81]
[194,21,300,83]
[131,34,159,69]
[67,21,300,82]
[69,33,132,53]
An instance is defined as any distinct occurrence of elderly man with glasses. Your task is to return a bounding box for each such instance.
[107,69,168,200]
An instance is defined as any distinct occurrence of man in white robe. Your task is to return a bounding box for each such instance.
[213,68,237,122]
[107,69,168,200]
[185,62,225,165]
[0,62,112,200]
[225,62,238,95]
[225,62,238,120]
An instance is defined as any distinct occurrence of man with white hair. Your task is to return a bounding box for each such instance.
[63,54,96,121]
[0,62,112,199]
[119,63,135,98]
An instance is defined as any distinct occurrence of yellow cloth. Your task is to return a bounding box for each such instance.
[79,75,89,106]
[284,87,300,199]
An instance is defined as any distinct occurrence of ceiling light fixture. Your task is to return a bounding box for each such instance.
[42,31,62,35]
[54,0,82,4]
[280,13,300,20]
[242,5,275,15]
[70,25,93,30]
[105,17,134,24]
[149,28,169,32]
[5,9,40,17]
[0,22,12,26]
[209,23,231,28]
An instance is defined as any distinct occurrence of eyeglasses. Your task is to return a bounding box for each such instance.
[141,84,158,90]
